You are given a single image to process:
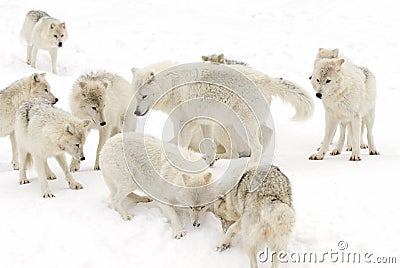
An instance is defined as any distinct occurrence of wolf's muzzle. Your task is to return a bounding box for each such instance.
[316,93,322,99]
[80,156,85,161]
[58,42,63,48]
[100,121,107,127]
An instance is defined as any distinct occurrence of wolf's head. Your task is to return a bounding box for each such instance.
[47,22,68,48]
[29,73,58,104]
[77,80,108,127]
[131,68,158,116]
[311,58,344,99]
[58,119,91,161]
[202,54,225,64]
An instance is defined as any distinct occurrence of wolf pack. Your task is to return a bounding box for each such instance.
[0,10,380,268]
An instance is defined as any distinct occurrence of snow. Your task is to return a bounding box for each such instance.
[0,0,399,267]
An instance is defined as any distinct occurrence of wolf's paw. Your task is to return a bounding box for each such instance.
[369,150,380,155]
[68,181,83,190]
[19,179,30,185]
[174,230,186,239]
[361,143,369,149]
[349,154,362,161]
[121,214,133,221]
[330,149,341,156]
[309,154,324,160]
[42,192,55,198]
[69,162,80,172]
[346,146,352,151]
[216,243,231,252]
[46,172,57,180]
[94,164,100,171]
[11,161,19,170]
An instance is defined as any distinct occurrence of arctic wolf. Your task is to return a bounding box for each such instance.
[20,10,68,74]
[209,165,295,268]
[132,61,313,164]
[202,53,248,66]
[70,71,137,171]
[313,48,368,151]
[309,54,379,161]
[15,98,90,198]
[99,132,213,239]
[0,73,57,170]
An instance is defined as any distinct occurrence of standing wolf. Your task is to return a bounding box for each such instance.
[70,71,136,171]
[15,98,91,198]
[0,73,57,170]
[309,54,379,161]
[99,132,213,239]
[211,165,295,268]
[20,10,68,74]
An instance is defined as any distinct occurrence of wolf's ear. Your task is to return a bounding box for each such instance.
[335,58,345,66]
[83,119,91,128]
[131,68,138,75]
[201,56,208,61]
[60,22,66,29]
[40,73,46,77]
[66,124,74,135]
[102,82,109,89]
[318,48,323,52]
[50,23,55,29]
[79,82,87,90]
[333,48,339,57]
[58,144,65,150]
[204,172,212,184]
[31,73,41,83]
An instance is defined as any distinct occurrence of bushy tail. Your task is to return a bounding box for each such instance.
[269,78,314,121]
[265,202,295,236]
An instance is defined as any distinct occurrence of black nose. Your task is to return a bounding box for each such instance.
[100,121,107,126]
[80,157,85,161]
[309,76,312,80]
[54,98,58,103]
[316,93,322,99]
[58,42,63,47]
[134,110,141,116]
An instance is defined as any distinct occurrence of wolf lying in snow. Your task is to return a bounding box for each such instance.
[202,165,294,268]
[131,60,313,164]
[309,50,379,161]
[312,48,368,152]
[99,132,213,239]
[20,10,68,74]
[15,98,91,198]
[0,73,57,170]
[70,71,137,171]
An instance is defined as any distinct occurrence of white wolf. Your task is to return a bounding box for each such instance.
[69,71,137,171]
[309,55,379,161]
[0,73,57,170]
[313,48,368,152]
[132,61,313,165]
[15,98,91,198]
[210,165,295,268]
[99,132,213,239]
[20,10,68,74]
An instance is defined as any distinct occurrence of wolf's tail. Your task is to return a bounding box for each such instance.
[268,78,314,121]
[264,202,295,236]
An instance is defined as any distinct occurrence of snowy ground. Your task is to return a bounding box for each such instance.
[0,0,399,267]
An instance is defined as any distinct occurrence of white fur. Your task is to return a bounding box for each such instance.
[99,132,213,239]
[69,71,137,171]
[20,10,68,74]
[0,73,57,170]
[309,57,379,161]
[15,98,90,198]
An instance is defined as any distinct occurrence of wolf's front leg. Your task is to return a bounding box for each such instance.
[49,48,58,74]
[55,154,83,190]
[157,203,186,239]
[331,122,347,155]
[9,132,19,170]
[349,115,362,161]
[216,219,241,251]
[31,47,38,68]
[34,157,54,198]
[95,126,111,170]
[310,112,338,160]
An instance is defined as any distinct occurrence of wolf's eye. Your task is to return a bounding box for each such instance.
[200,206,205,210]
[326,79,331,84]
[54,35,58,38]
[316,79,320,83]
[142,95,148,100]
[92,107,97,111]
[61,34,64,37]
[44,88,48,93]
[75,144,80,148]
